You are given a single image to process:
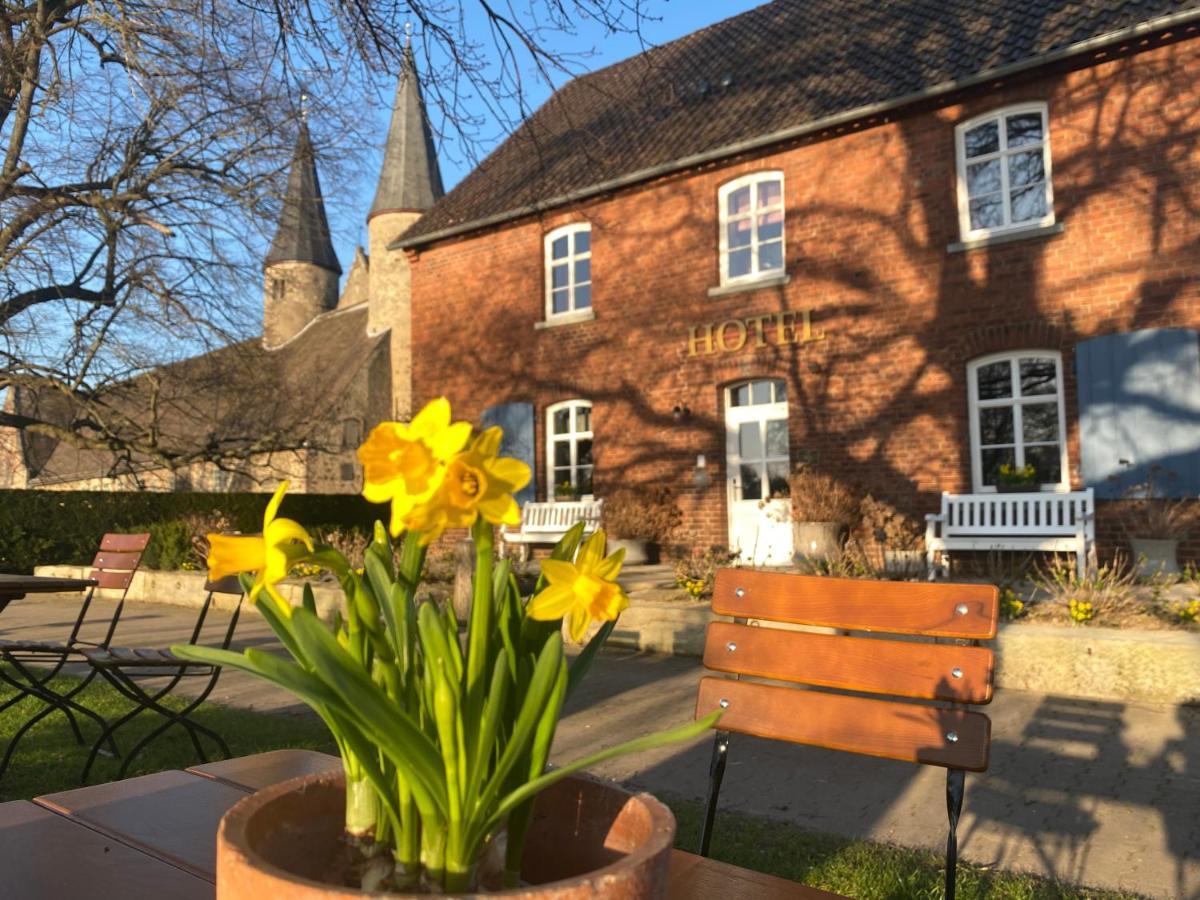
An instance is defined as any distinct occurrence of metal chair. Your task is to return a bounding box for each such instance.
[80,575,245,781]
[695,569,998,900]
[0,533,151,781]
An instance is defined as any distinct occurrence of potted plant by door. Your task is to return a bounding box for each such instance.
[600,485,683,565]
[860,494,924,577]
[1115,466,1197,577]
[788,465,861,565]
[175,399,717,898]
[996,463,1039,493]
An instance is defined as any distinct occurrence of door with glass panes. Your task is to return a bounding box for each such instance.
[725,379,792,565]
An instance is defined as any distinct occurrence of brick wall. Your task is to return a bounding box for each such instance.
[409,38,1200,561]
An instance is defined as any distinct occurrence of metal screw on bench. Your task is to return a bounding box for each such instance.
[734,587,745,597]
[951,667,963,679]
[726,641,737,652]
[719,698,730,709]
[945,731,959,743]
[955,603,968,615]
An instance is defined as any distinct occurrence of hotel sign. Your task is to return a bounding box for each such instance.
[686,309,823,358]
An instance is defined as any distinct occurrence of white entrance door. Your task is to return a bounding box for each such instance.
[725,379,793,566]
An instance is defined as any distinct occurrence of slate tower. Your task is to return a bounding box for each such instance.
[367,42,444,418]
[263,122,342,349]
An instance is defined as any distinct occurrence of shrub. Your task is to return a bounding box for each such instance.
[793,538,877,578]
[999,587,1027,621]
[674,546,740,600]
[602,485,682,543]
[0,489,381,573]
[859,495,922,550]
[1033,553,1140,626]
[788,466,860,525]
[1112,466,1198,539]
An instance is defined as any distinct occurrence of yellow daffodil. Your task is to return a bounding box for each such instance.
[526,530,629,642]
[357,397,473,536]
[206,481,313,605]
[407,426,531,544]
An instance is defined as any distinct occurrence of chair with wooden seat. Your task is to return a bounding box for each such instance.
[695,569,998,900]
[80,575,246,782]
[0,533,151,781]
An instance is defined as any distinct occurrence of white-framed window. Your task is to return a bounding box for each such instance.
[544,224,592,320]
[546,399,593,496]
[718,172,785,285]
[967,351,1069,492]
[955,103,1054,239]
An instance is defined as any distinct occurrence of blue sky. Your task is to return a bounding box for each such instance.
[327,1,765,279]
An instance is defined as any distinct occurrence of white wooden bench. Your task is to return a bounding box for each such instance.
[500,499,603,558]
[925,489,1096,579]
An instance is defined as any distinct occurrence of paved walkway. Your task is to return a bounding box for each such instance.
[3,595,1197,898]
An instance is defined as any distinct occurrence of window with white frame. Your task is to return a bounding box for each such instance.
[718,172,785,285]
[547,400,593,496]
[967,351,1068,491]
[544,224,592,319]
[956,104,1054,239]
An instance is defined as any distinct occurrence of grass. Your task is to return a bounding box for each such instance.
[0,667,334,801]
[1,673,1145,898]
[667,795,1146,900]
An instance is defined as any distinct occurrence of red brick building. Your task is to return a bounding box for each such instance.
[399,1,1200,565]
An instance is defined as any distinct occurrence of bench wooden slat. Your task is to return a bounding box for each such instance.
[712,570,998,639]
[702,622,994,703]
[91,551,143,571]
[696,676,991,771]
[88,569,136,589]
[99,533,151,552]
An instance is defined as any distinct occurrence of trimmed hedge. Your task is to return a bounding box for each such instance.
[0,490,382,573]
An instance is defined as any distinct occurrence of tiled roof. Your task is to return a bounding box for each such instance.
[17,306,384,483]
[401,0,1200,245]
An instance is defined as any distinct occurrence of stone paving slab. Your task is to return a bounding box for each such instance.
[2,595,1197,898]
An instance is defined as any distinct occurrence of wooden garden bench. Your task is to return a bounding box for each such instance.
[924,488,1096,578]
[695,568,999,900]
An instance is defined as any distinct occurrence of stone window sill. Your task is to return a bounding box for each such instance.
[707,273,791,298]
[947,222,1064,254]
[535,309,595,330]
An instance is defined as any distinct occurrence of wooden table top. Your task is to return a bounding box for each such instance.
[0,573,97,602]
[0,749,837,898]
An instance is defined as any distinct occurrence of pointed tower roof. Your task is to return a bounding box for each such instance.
[266,122,342,274]
[369,44,444,220]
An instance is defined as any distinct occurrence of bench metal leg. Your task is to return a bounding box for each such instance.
[945,767,966,900]
[698,730,730,857]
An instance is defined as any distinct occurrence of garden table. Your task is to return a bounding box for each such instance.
[0,573,97,614]
[0,749,840,898]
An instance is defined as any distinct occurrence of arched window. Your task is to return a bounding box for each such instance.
[955,103,1054,239]
[717,172,785,286]
[544,224,592,321]
[967,351,1068,491]
[546,400,593,497]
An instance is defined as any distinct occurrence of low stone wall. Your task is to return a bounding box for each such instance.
[38,566,1200,706]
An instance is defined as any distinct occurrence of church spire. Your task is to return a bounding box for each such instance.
[266,121,342,275]
[369,41,444,220]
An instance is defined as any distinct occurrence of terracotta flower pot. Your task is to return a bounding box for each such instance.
[216,771,676,899]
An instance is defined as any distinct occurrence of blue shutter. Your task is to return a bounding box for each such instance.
[1076,328,1200,498]
[480,402,537,505]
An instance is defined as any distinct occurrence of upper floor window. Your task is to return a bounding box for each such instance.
[544,224,592,320]
[718,172,785,285]
[955,104,1053,239]
[546,399,593,497]
[967,351,1068,492]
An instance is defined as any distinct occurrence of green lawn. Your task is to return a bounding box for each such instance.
[1,672,1144,899]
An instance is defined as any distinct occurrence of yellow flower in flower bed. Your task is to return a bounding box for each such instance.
[528,530,630,641]
[406,426,531,544]
[206,481,313,605]
[357,397,472,536]
[1068,596,1095,623]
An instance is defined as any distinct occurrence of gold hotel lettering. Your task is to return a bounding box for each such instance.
[688,309,823,358]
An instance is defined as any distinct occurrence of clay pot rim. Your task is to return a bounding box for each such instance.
[218,769,676,898]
